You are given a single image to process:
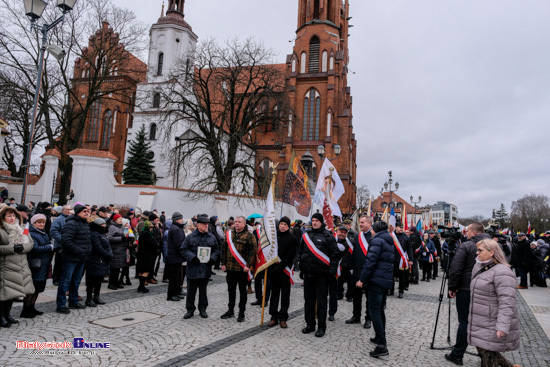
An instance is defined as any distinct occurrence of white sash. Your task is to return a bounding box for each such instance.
[302,233,330,266]
[391,232,409,270]
[226,231,253,281]
[358,231,369,256]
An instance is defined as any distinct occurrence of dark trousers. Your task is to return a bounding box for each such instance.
[337,268,353,299]
[226,270,248,313]
[368,284,387,346]
[421,261,432,280]
[86,275,103,299]
[352,283,370,320]
[166,263,182,299]
[518,266,539,287]
[432,261,439,278]
[391,268,409,293]
[412,257,419,281]
[451,290,470,358]
[52,252,63,283]
[186,278,209,312]
[254,270,271,303]
[304,274,329,329]
[109,268,121,286]
[328,276,338,316]
[269,272,291,321]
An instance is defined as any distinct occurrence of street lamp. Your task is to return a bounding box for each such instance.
[20,0,78,205]
[317,144,341,160]
[381,170,399,208]
[410,195,421,225]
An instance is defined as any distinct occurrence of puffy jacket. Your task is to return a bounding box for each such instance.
[28,225,54,282]
[87,223,113,277]
[60,214,91,262]
[468,261,519,352]
[136,229,158,274]
[50,213,68,249]
[107,223,127,269]
[0,225,35,301]
[448,233,490,292]
[166,221,185,264]
[181,229,219,279]
[298,226,339,276]
[351,230,374,281]
[359,230,394,290]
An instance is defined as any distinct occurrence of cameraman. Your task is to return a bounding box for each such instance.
[444,223,489,366]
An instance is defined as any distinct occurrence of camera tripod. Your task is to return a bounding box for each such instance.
[430,249,453,349]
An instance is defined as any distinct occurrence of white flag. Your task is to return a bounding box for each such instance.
[255,179,279,275]
[313,158,345,217]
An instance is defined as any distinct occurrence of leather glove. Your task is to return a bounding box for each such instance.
[14,244,24,253]
[207,259,215,266]
[191,257,201,265]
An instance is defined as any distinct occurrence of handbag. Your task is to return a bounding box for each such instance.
[28,258,42,269]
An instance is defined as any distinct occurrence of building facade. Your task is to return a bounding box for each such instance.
[430,201,458,226]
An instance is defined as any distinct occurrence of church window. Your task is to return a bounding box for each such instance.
[326,111,332,136]
[303,89,321,141]
[309,37,320,73]
[300,52,306,74]
[153,92,161,108]
[292,57,297,73]
[157,52,164,75]
[288,114,293,137]
[88,101,101,141]
[81,69,85,78]
[329,55,334,70]
[149,123,157,140]
[113,67,118,76]
[313,0,320,19]
[101,110,113,148]
[321,51,328,72]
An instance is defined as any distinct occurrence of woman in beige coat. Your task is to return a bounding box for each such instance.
[468,239,520,367]
[0,206,35,327]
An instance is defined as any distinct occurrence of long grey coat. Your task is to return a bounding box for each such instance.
[467,261,520,352]
[0,228,35,301]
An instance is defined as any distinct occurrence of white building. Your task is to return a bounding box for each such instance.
[430,201,458,226]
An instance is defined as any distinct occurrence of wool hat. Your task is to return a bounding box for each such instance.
[148,213,158,221]
[196,214,210,224]
[16,204,31,213]
[30,213,47,224]
[312,213,324,223]
[112,214,122,222]
[52,206,64,214]
[172,212,183,221]
[372,220,389,233]
[74,204,86,215]
[40,202,52,210]
[279,216,291,227]
[93,218,106,226]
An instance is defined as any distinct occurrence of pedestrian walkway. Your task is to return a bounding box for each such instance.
[1,272,548,367]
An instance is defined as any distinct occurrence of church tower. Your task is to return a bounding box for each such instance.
[286,0,356,215]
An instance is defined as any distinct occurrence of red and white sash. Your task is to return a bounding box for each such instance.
[283,265,295,285]
[226,231,253,281]
[346,237,354,254]
[391,232,409,270]
[358,232,369,256]
[302,233,330,266]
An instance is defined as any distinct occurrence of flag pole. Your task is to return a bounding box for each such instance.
[260,164,277,327]
[260,267,268,326]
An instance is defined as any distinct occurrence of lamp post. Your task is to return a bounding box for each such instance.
[20,0,77,205]
[410,195,421,226]
[381,170,399,209]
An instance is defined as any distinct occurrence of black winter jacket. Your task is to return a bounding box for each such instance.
[166,222,185,264]
[448,233,490,292]
[394,231,413,267]
[359,231,394,290]
[409,232,422,258]
[351,230,374,281]
[271,230,298,274]
[87,223,113,277]
[298,226,339,276]
[28,225,53,282]
[60,214,91,262]
[181,229,219,279]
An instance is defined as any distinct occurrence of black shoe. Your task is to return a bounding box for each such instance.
[220,311,234,319]
[337,296,343,300]
[167,296,181,302]
[162,279,170,284]
[328,315,335,321]
[137,286,149,293]
[31,306,43,316]
[200,311,208,319]
[444,353,463,366]
[116,284,124,289]
[315,328,325,337]
[20,307,36,319]
[125,280,132,286]
[404,287,409,291]
[93,297,105,305]
[364,320,372,329]
[179,290,187,297]
[421,278,426,281]
[68,303,86,310]
[301,326,315,334]
[237,313,245,322]
[345,316,360,324]
[85,299,97,307]
[107,285,118,290]
[369,346,389,358]
[55,307,70,314]
[250,300,262,306]
[369,337,378,344]
[183,311,194,319]
[388,291,394,296]
[398,292,404,299]
[426,278,430,283]
[52,281,59,286]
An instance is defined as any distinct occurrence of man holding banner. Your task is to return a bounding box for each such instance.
[298,213,339,338]
[391,221,413,299]
[220,216,257,322]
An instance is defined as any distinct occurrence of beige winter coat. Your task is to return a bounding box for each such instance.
[467,261,520,352]
[0,224,35,301]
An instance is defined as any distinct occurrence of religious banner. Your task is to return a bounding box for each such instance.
[255,166,279,275]
[314,158,345,218]
[282,150,312,216]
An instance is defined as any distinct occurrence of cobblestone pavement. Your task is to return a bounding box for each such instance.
[1,269,548,367]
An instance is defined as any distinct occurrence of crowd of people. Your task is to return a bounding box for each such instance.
[0,198,548,365]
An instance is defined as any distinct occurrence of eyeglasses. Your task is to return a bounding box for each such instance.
[476,248,485,253]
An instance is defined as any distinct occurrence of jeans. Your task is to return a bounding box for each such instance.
[368,284,387,346]
[56,260,85,308]
[451,290,470,359]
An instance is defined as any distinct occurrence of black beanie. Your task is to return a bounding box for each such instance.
[74,204,86,215]
[312,213,324,223]
[373,220,389,233]
[148,213,159,221]
[279,216,291,227]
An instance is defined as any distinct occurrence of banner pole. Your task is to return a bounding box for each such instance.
[260,267,268,326]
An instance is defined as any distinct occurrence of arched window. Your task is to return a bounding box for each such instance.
[149,123,157,140]
[288,114,293,137]
[303,89,321,141]
[326,111,332,136]
[153,92,161,108]
[313,0,320,19]
[81,69,85,78]
[300,52,306,74]
[382,202,388,209]
[329,55,334,70]
[321,51,328,72]
[101,110,112,148]
[292,57,297,73]
[113,67,118,76]
[88,101,101,141]
[157,52,164,75]
[309,37,320,73]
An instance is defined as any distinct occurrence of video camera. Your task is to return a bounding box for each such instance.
[438,225,461,241]
[485,226,508,244]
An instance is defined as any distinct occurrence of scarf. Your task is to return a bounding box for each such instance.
[3,221,30,247]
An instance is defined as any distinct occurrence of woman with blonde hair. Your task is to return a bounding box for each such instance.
[468,239,520,367]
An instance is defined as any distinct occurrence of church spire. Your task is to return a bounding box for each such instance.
[161,1,165,17]
[167,0,185,16]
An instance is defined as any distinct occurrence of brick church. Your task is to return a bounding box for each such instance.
[76,0,357,215]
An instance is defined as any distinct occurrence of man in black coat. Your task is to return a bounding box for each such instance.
[328,225,350,321]
[356,220,394,358]
[445,223,489,366]
[298,213,339,338]
[391,222,413,298]
[338,219,356,301]
[56,204,92,314]
[166,212,186,302]
[346,215,374,328]
[430,230,442,279]
[268,216,298,328]
[409,226,422,284]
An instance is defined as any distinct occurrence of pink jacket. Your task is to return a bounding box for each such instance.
[467,261,520,352]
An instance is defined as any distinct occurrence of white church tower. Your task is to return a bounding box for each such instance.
[126,0,198,187]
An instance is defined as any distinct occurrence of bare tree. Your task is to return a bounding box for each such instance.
[511,193,550,234]
[355,184,370,212]
[158,37,293,196]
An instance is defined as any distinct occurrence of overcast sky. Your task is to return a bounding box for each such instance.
[117,0,550,218]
